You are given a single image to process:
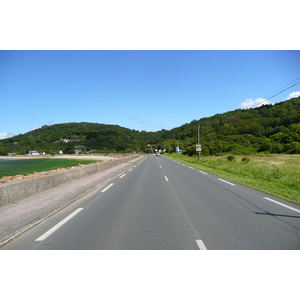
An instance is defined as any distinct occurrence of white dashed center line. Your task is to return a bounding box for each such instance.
[196,239,207,250]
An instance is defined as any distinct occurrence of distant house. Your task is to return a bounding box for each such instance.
[74,145,85,155]
[8,153,16,156]
[28,151,39,155]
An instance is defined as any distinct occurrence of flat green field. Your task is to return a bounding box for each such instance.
[0,158,98,178]
[164,153,300,205]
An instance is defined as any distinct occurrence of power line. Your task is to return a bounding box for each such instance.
[250,77,300,108]
[266,81,300,100]
[263,76,300,99]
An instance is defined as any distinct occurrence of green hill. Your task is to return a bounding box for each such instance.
[155,96,300,155]
[0,122,150,155]
[1,97,299,155]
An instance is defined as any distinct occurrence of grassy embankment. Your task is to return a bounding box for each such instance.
[0,158,98,178]
[164,153,300,205]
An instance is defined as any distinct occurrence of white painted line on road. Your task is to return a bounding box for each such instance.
[263,197,300,214]
[128,168,132,172]
[189,166,194,169]
[196,240,207,250]
[101,183,114,192]
[199,171,207,175]
[165,176,169,182]
[35,208,84,242]
[218,178,235,186]
[159,165,162,168]
[119,174,126,178]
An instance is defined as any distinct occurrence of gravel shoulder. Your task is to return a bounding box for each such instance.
[0,155,143,247]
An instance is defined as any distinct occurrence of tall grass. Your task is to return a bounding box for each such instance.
[165,154,300,205]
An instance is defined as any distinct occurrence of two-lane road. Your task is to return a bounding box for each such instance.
[3,155,300,249]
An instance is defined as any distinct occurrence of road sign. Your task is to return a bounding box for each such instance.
[196,144,201,152]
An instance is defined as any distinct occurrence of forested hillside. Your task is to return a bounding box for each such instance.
[158,96,300,155]
[1,97,299,155]
[0,122,152,155]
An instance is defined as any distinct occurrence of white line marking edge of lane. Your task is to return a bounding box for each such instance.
[119,174,126,178]
[263,197,300,214]
[165,176,169,182]
[35,208,84,241]
[101,183,114,192]
[196,240,207,250]
[218,178,235,186]
[199,171,207,174]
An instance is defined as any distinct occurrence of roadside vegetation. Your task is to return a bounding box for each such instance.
[0,158,98,178]
[164,153,300,205]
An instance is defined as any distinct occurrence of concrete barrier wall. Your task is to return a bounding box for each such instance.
[0,156,139,207]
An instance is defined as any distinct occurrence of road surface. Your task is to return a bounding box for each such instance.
[2,155,300,249]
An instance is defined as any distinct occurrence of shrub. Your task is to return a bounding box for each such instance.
[226,155,235,161]
[242,157,250,164]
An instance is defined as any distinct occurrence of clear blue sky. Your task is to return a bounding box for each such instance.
[1,50,299,139]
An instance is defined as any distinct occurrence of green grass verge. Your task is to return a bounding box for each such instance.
[0,158,99,178]
[164,153,300,206]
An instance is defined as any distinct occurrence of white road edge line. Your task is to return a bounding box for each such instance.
[263,197,300,214]
[218,178,235,186]
[35,208,84,241]
[196,240,207,250]
[128,168,132,172]
[189,166,194,169]
[199,171,207,175]
[101,183,114,192]
[165,176,169,182]
[119,174,126,178]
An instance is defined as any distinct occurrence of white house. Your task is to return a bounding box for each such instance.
[28,151,40,155]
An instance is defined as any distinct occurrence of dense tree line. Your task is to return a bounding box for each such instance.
[158,96,300,155]
[1,97,299,156]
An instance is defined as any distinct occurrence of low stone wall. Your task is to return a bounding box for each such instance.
[0,156,139,207]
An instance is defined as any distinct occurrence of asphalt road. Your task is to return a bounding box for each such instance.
[3,155,300,249]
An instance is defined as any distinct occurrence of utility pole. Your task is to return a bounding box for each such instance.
[196,123,201,160]
[198,124,200,160]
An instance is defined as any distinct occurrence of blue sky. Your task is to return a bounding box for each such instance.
[1,50,299,139]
